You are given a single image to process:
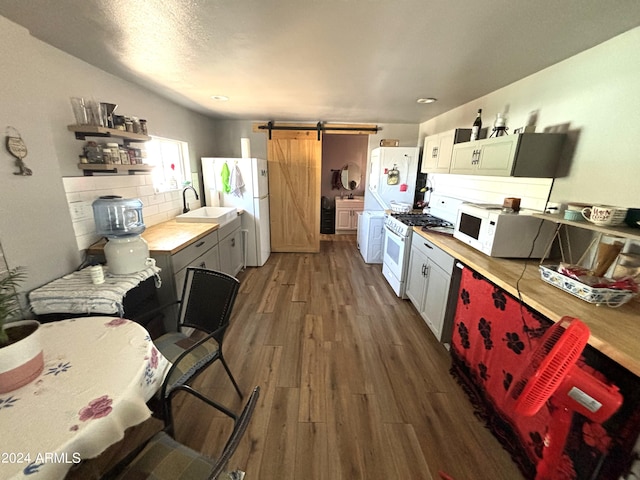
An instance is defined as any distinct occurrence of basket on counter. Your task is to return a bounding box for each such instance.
[539,265,636,307]
[389,201,412,214]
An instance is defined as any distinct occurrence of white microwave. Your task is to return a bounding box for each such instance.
[453,203,556,258]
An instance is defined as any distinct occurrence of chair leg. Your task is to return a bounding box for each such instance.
[219,354,243,399]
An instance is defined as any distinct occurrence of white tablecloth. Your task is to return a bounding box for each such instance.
[0,317,170,480]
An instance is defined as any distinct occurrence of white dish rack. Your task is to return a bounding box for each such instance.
[539,264,636,307]
[389,201,412,214]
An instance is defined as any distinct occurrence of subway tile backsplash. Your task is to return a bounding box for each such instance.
[63,175,201,251]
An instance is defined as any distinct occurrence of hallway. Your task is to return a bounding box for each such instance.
[174,234,524,479]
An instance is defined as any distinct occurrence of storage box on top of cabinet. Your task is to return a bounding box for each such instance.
[450,133,566,177]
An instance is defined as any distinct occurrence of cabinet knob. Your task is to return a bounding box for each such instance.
[195,241,205,248]
[231,238,235,247]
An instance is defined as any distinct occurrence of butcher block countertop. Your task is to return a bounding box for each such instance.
[88,220,220,255]
[413,227,640,378]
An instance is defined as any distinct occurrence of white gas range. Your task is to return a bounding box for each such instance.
[382,194,463,297]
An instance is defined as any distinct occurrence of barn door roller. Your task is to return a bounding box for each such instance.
[260,121,379,140]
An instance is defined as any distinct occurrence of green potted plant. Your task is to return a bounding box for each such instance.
[0,267,44,393]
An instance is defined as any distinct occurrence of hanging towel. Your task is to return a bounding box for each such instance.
[221,162,231,193]
[229,163,245,197]
[331,170,341,190]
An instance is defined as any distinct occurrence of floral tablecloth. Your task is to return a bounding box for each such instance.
[0,317,170,480]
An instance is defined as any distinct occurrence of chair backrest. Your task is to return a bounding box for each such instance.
[209,385,260,480]
[178,267,240,340]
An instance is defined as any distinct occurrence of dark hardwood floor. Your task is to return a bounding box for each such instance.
[68,234,524,480]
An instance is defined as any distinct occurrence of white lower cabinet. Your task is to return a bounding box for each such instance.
[218,216,243,277]
[151,229,220,331]
[174,243,221,299]
[406,232,457,342]
[335,198,364,233]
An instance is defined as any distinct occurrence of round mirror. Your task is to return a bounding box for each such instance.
[340,163,361,190]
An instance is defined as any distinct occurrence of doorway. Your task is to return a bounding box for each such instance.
[321,134,368,234]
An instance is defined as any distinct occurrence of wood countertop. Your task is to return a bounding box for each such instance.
[413,227,640,377]
[87,220,219,256]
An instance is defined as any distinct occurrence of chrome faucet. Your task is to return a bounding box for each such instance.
[182,186,199,213]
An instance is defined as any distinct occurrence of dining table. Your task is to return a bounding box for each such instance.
[0,316,171,480]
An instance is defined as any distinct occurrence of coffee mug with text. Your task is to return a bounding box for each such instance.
[581,205,627,226]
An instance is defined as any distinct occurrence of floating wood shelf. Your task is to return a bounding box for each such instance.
[77,163,154,176]
[68,125,151,142]
[533,213,640,242]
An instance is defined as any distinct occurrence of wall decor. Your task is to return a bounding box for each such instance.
[5,126,33,176]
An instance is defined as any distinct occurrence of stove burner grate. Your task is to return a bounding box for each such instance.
[390,213,453,228]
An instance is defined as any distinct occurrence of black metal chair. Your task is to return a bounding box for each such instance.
[147,267,244,433]
[112,386,260,480]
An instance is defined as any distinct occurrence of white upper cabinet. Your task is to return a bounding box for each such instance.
[421,128,471,174]
[450,133,566,177]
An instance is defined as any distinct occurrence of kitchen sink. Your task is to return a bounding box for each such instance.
[176,206,237,224]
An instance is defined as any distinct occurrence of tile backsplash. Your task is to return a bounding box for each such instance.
[63,175,201,250]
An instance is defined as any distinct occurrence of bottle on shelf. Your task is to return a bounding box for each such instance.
[470,108,482,141]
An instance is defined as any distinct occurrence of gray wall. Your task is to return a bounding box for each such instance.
[418,27,640,210]
[0,17,218,296]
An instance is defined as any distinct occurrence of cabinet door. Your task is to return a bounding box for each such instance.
[349,205,363,229]
[174,245,221,296]
[422,260,451,341]
[219,228,243,276]
[406,244,428,309]
[351,211,359,229]
[450,142,479,175]
[421,134,441,173]
[336,209,352,230]
[436,130,456,172]
[477,135,517,176]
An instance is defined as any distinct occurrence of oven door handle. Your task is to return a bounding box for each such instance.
[384,225,405,241]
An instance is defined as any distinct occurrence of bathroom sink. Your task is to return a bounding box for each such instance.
[176,206,237,224]
[337,195,364,201]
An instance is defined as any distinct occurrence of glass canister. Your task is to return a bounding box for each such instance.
[92,196,146,237]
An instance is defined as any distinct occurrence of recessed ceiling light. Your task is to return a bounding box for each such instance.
[417,97,437,104]
[211,95,229,101]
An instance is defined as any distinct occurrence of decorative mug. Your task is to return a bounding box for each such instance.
[581,205,627,225]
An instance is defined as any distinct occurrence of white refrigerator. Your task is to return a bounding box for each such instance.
[201,157,271,267]
[369,147,420,210]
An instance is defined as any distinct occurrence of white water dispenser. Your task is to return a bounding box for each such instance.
[92,196,149,274]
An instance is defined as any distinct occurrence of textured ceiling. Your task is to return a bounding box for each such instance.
[1,0,640,124]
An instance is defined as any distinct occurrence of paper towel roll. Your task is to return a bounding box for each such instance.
[241,138,251,158]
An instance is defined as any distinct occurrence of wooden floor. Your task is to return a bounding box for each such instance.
[69,234,525,480]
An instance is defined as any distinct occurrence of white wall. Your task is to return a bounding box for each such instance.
[63,175,202,250]
[0,16,216,294]
[419,27,640,210]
